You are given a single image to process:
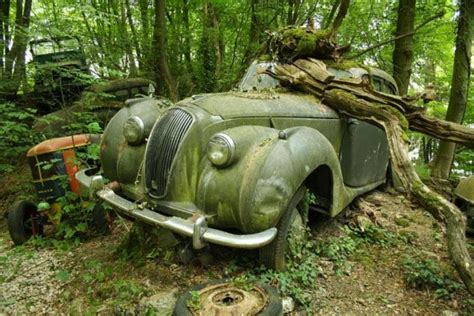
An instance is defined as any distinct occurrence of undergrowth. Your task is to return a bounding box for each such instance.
[231,222,412,312]
[403,256,464,299]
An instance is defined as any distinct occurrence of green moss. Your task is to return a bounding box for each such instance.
[378,104,409,131]
[280,27,331,57]
[324,59,365,71]
[257,54,272,62]
[395,217,411,227]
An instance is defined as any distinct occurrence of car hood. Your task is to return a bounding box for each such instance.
[183,91,339,119]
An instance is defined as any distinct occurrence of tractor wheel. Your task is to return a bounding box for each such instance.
[259,186,306,271]
[7,200,44,245]
[173,280,282,316]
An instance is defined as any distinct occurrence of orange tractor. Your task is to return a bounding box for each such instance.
[6,134,103,245]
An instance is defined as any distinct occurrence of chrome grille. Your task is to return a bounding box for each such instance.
[145,108,193,197]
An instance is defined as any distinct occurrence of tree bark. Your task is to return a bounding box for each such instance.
[431,0,473,179]
[125,0,143,71]
[0,0,11,74]
[182,0,193,76]
[2,0,32,97]
[152,0,177,101]
[267,58,474,294]
[330,0,350,36]
[392,0,416,96]
[322,0,341,29]
[286,0,302,25]
[138,0,150,69]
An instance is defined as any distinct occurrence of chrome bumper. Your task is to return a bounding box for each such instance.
[76,169,277,249]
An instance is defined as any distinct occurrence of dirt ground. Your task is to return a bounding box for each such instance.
[0,163,473,315]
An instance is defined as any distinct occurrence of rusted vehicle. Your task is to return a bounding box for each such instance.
[77,61,399,270]
[6,134,101,245]
[30,36,90,111]
[454,176,474,234]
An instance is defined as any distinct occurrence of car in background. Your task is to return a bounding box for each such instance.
[30,36,90,111]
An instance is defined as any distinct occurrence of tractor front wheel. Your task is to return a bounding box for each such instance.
[7,200,44,245]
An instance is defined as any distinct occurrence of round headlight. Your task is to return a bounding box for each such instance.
[207,133,236,167]
[123,116,145,145]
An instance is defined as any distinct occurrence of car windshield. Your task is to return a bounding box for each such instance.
[239,61,398,95]
[31,38,80,56]
[237,62,280,91]
[238,62,361,92]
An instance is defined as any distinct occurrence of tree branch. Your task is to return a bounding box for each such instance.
[350,10,445,59]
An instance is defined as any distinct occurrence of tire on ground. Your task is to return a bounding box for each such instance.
[7,200,43,245]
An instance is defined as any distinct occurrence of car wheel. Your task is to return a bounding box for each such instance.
[7,200,44,245]
[259,186,306,271]
[173,280,282,316]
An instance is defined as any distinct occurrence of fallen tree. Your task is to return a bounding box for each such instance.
[264,29,474,294]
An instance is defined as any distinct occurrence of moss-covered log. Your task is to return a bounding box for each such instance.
[268,59,474,294]
[266,27,351,62]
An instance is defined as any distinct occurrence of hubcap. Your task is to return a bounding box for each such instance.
[194,283,267,315]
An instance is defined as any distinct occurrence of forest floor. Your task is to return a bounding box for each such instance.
[0,163,473,315]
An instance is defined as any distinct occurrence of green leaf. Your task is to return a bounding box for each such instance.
[56,270,71,282]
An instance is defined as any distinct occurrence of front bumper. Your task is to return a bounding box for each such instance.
[76,169,277,249]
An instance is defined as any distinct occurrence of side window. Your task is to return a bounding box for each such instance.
[372,77,383,92]
[384,82,397,95]
[372,76,397,95]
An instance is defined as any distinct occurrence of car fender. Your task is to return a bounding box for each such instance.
[197,126,347,233]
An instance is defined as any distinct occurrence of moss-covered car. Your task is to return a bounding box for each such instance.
[77,61,398,270]
[454,176,474,234]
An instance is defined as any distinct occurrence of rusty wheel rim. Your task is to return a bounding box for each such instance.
[193,283,267,316]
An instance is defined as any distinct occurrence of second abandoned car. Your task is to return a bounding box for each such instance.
[77,61,398,270]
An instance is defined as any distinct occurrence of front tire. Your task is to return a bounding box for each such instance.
[259,186,306,271]
[7,200,44,245]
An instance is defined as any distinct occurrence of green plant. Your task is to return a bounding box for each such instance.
[348,224,404,248]
[82,259,113,284]
[316,234,358,273]
[187,290,201,311]
[111,279,148,302]
[0,102,40,172]
[403,256,463,299]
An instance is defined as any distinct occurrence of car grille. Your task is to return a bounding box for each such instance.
[145,108,193,197]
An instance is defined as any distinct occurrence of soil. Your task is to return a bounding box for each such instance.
[0,164,473,315]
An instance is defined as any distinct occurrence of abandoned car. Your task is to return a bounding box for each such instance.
[30,36,90,111]
[77,61,399,270]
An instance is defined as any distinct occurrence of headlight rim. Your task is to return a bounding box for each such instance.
[207,133,236,168]
[123,116,145,145]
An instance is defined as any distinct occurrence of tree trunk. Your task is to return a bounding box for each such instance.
[182,0,193,76]
[125,0,143,71]
[267,58,474,294]
[431,0,473,179]
[392,0,416,96]
[139,0,150,70]
[322,0,341,29]
[152,0,178,101]
[117,0,137,76]
[0,0,11,75]
[286,0,302,25]
[2,0,32,97]
[330,0,350,37]
[242,0,262,66]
